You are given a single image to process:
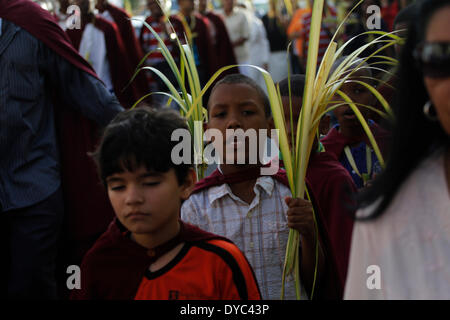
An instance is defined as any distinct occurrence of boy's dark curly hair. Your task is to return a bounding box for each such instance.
[91,107,193,186]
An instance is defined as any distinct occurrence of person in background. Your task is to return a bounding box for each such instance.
[343,0,393,77]
[381,0,401,31]
[381,0,415,31]
[236,1,270,91]
[298,0,337,70]
[172,0,217,86]
[95,0,149,98]
[262,0,290,84]
[345,0,450,299]
[139,0,184,106]
[221,0,251,75]
[56,0,71,29]
[287,2,311,74]
[0,0,123,299]
[66,0,138,108]
[322,58,391,189]
[197,0,237,78]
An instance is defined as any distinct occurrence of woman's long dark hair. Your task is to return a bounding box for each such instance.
[357,0,450,219]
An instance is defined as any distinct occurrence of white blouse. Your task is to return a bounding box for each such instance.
[344,149,450,299]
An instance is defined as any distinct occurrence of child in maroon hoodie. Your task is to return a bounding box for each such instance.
[322,58,391,189]
[71,107,261,300]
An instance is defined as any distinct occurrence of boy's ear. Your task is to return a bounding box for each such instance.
[180,167,197,200]
[203,122,208,132]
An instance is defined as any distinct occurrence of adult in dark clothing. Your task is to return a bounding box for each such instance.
[0,0,123,299]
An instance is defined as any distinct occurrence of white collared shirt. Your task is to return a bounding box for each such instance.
[181,176,308,300]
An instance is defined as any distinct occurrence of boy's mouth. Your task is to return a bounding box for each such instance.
[226,136,244,149]
[343,109,357,120]
[126,211,149,218]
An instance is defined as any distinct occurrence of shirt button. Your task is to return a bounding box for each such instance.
[250,242,254,248]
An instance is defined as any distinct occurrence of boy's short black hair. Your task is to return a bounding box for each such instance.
[208,73,272,118]
[92,107,193,186]
[278,75,306,98]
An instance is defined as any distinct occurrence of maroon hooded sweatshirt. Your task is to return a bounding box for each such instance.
[70,219,230,300]
[101,3,149,97]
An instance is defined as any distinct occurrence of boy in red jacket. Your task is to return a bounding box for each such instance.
[71,108,261,300]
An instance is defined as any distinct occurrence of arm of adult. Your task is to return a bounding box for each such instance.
[40,40,124,126]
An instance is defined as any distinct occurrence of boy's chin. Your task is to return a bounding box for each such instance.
[121,220,155,234]
[127,225,154,235]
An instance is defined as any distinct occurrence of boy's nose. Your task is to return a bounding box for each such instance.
[226,114,243,130]
[125,185,144,205]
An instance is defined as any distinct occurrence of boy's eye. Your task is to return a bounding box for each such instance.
[212,111,226,118]
[143,181,160,187]
[109,185,125,191]
[242,110,255,116]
